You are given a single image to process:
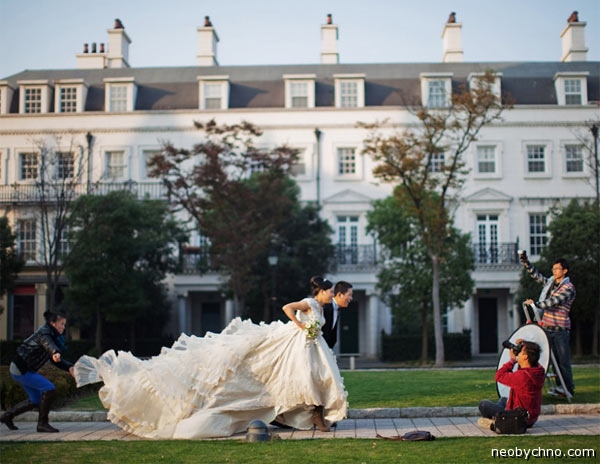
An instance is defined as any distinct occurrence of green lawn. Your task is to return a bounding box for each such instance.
[64,366,600,411]
[1,436,598,464]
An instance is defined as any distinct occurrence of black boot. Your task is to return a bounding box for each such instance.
[37,390,59,433]
[0,399,36,430]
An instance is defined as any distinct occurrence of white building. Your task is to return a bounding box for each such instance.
[0,14,597,358]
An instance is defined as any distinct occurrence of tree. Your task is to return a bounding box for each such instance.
[0,217,24,314]
[245,179,334,322]
[361,71,507,365]
[64,191,187,354]
[148,119,299,317]
[14,134,90,313]
[367,193,474,362]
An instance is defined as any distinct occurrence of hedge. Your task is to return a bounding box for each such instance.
[381,331,472,362]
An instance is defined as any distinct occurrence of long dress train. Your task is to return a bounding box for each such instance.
[74,298,348,439]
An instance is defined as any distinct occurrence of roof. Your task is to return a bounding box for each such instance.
[2,61,599,112]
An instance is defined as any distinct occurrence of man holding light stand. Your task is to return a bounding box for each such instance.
[518,250,576,398]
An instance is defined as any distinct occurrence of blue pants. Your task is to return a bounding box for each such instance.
[479,396,507,419]
[546,329,575,395]
[11,371,55,405]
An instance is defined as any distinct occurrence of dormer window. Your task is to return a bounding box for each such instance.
[18,80,52,114]
[104,77,137,112]
[420,73,453,108]
[283,74,316,109]
[334,74,365,108]
[197,76,229,110]
[55,79,88,113]
[468,72,502,100]
[554,72,588,105]
[0,81,14,114]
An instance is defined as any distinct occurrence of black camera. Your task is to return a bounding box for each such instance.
[502,340,523,356]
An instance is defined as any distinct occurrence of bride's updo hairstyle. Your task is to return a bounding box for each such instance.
[309,276,333,296]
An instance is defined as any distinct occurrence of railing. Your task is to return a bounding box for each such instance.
[179,246,215,274]
[473,242,518,267]
[0,181,167,204]
[331,244,377,272]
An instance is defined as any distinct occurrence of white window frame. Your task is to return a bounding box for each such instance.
[56,151,75,179]
[140,147,162,180]
[18,219,38,262]
[283,74,316,109]
[474,143,502,179]
[420,73,453,108]
[554,72,588,106]
[335,145,362,180]
[523,142,552,178]
[428,152,446,173]
[0,81,14,114]
[334,74,365,108]
[54,79,88,113]
[289,143,313,181]
[18,152,39,181]
[18,80,52,114]
[103,149,128,180]
[197,75,230,110]
[467,72,502,100]
[561,142,586,177]
[104,77,137,112]
[528,213,548,257]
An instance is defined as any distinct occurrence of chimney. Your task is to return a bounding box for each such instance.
[77,41,107,69]
[197,16,219,66]
[107,18,132,68]
[561,11,587,62]
[441,12,463,63]
[321,13,339,64]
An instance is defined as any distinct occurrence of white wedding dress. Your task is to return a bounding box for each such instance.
[74,298,348,439]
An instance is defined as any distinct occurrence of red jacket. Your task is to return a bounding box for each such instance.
[495,360,546,426]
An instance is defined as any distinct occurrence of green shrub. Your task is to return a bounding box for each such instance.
[381,331,471,362]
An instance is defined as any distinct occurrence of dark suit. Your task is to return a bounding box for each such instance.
[321,301,338,349]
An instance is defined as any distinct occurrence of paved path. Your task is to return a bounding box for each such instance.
[1,413,598,441]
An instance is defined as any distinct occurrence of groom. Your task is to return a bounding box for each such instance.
[321,281,354,349]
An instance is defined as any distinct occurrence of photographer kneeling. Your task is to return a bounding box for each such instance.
[478,339,545,431]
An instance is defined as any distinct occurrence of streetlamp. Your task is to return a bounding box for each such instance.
[85,132,94,194]
[268,252,278,322]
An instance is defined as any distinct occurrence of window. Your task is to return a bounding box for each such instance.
[58,223,70,260]
[468,72,502,100]
[529,214,547,256]
[284,75,316,109]
[104,77,136,112]
[477,146,496,174]
[57,152,75,179]
[429,153,445,173]
[105,150,126,179]
[197,76,229,110]
[334,74,365,108]
[554,72,588,106]
[18,219,37,261]
[337,216,359,265]
[564,79,582,105]
[141,149,161,179]
[59,86,78,112]
[109,85,127,112]
[19,153,38,180]
[476,215,499,264]
[420,73,452,108]
[428,80,447,108]
[24,88,42,113]
[338,148,356,175]
[527,145,546,173]
[565,145,584,173]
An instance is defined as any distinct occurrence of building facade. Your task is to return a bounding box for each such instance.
[0,14,597,358]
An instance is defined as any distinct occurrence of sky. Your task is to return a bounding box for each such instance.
[0,0,599,79]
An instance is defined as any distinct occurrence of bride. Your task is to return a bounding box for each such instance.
[74,276,348,439]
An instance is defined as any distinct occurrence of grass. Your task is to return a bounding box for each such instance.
[1,436,598,463]
[63,366,600,411]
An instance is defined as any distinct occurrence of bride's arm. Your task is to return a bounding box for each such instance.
[282,300,310,329]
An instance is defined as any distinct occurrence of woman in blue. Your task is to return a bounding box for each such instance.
[74,276,348,439]
[1,311,75,433]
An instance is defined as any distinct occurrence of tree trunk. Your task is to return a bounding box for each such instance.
[593,311,599,357]
[95,308,103,355]
[431,254,445,366]
[420,299,428,364]
[575,321,582,357]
